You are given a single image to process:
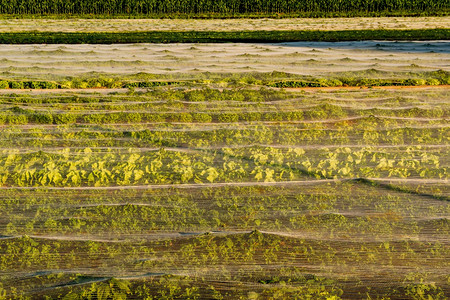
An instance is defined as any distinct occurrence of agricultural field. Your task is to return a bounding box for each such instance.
[0,38,449,299]
[0,5,449,300]
[0,41,449,85]
[0,0,448,17]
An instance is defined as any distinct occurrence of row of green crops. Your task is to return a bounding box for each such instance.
[0,86,448,126]
[0,0,448,15]
[0,69,448,89]
[0,106,446,125]
[269,78,448,88]
[1,29,449,44]
[2,183,448,236]
[2,122,448,150]
[0,145,447,188]
[0,232,448,299]
[0,79,176,89]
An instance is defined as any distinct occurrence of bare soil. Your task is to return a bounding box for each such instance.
[0,17,448,32]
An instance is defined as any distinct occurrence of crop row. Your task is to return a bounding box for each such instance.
[1,70,448,88]
[3,187,448,236]
[1,233,448,299]
[1,29,449,44]
[0,146,447,188]
[1,181,446,210]
[1,90,447,105]
[7,200,442,236]
[1,125,448,150]
[0,0,448,15]
[1,108,447,126]
[3,274,344,300]
[270,77,448,88]
[0,79,174,90]
[2,232,449,272]
[0,87,293,102]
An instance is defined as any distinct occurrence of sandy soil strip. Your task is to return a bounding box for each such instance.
[1,17,449,33]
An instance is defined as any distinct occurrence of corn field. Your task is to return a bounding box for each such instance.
[0,0,447,15]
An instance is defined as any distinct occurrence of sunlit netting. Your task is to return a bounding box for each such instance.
[0,42,448,299]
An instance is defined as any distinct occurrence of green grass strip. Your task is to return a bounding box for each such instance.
[0,29,448,44]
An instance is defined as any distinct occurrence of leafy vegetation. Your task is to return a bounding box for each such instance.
[1,230,448,299]
[0,70,448,91]
[1,29,449,44]
[0,41,448,299]
[1,85,448,299]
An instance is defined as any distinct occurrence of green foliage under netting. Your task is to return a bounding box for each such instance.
[0,0,448,16]
[0,70,448,90]
[1,84,449,298]
[1,29,449,44]
[1,232,449,299]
